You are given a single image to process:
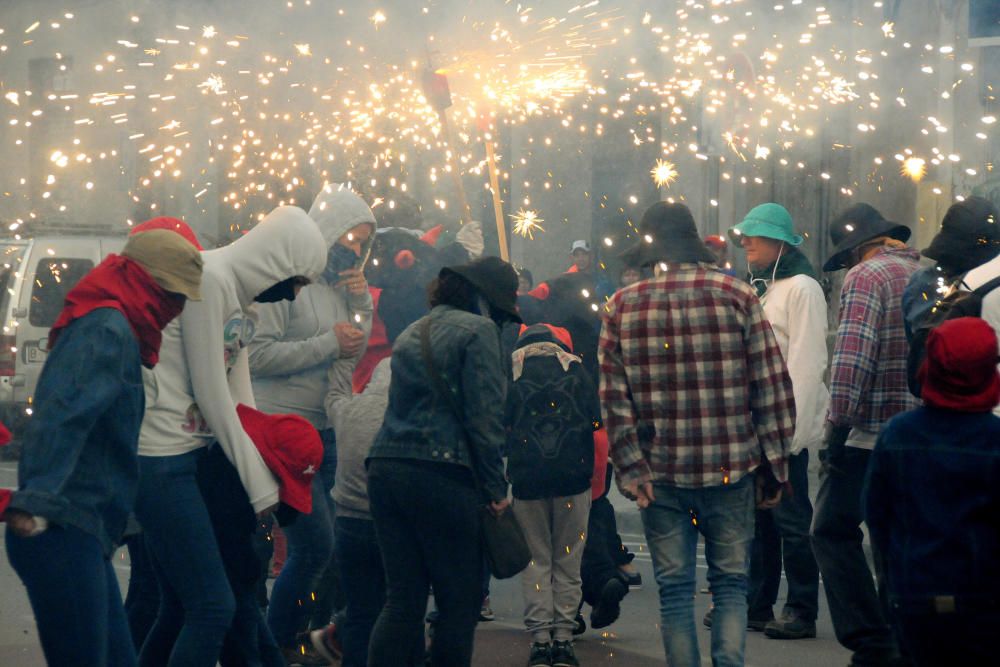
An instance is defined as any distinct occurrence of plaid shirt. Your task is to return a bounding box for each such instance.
[829,247,921,431]
[598,264,795,489]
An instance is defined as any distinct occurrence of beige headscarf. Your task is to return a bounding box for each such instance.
[122,229,203,300]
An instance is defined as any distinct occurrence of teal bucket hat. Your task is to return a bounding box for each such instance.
[728,203,804,246]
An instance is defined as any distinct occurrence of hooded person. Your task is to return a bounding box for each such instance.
[133,205,325,667]
[505,324,601,666]
[4,222,202,667]
[863,317,1000,666]
[726,203,827,638]
[245,184,376,659]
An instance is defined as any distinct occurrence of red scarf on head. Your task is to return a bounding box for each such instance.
[48,255,184,368]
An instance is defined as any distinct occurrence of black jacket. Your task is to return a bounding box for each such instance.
[505,325,600,500]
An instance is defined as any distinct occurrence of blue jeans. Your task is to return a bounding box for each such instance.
[335,517,385,667]
[267,428,337,646]
[642,474,755,667]
[135,449,236,667]
[6,524,136,667]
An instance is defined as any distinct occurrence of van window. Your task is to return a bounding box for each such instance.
[29,258,94,327]
[0,244,27,327]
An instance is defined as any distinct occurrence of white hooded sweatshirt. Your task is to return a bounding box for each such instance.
[962,253,1000,417]
[759,273,831,455]
[249,184,376,428]
[138,206,326,512]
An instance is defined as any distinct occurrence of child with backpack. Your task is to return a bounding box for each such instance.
[507,324,600,667]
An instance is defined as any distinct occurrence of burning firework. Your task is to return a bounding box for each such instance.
[651,160,678,188]
[902,157,927,182]
[511,209,544,239]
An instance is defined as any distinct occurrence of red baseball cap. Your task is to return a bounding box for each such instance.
[919,317,1000,412]
[704,234,727,249]
[237,404,322,514]
[131,217,204,251]
[518,322,574,352]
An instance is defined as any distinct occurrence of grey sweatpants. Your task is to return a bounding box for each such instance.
[513,490,591,643]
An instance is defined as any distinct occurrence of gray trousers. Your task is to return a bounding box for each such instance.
[513,490,591,643]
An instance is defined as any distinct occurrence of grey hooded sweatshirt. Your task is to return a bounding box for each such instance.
[249,185,376,428]
[138,206,326,513]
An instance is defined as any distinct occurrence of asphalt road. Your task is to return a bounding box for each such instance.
[0,461,852,666]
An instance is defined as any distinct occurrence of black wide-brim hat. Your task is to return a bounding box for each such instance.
[922,196,1000,272]
[823,203,911,272]
[440,256,522,323]
[622,201,717,268]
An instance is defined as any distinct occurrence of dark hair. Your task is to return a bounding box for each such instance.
[427,272,479,312]
[518,268,534,288]
[379,283,428,345]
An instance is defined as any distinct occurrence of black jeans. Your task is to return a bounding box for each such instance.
[810,448,897,661]
[581,495,622,606]
[748,450,819,621]
[124,533,160,650]
[896,610,1000,666]
[335,517,386,667]
[368,458,482,667]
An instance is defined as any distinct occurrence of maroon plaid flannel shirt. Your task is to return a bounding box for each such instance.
[598,264,796,489]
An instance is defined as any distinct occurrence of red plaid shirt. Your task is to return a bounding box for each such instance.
[829,247,921,431]
[599,264,796,489]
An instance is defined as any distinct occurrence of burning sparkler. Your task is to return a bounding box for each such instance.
[511,209,544,239]
[651,160,678,189]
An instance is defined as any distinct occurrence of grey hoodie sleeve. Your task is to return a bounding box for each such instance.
[182,280,280,513]
[324,354,359,426]
[248,298,340,377]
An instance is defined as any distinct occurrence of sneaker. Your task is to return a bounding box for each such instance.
[617,563,643,590]
[309,623,344,662]
[764,613,817,640]
[479,596,496,622]
[590,577,627,629]
[572,612,586,636]
[703,607,774,631]
[527,642,552,667]
[550,640,580,667]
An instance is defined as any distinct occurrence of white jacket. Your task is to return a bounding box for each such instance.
[961,253,1000,417]
[138,206,326,512]
[759,274,830,455]
[249,185,375,428]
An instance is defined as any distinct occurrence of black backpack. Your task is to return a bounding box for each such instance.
[907,275,1000,396]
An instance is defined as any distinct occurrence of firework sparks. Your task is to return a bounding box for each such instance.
[651,160,678,188]
[511,209,545,239]
[902,157,927,182]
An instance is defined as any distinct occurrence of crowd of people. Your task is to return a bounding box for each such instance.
[0,183,998,667]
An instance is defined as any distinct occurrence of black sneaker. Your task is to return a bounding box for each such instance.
[572,612,586,636]
[527,642,552,667]
[764,612,817,639]
[550,640,580,667]
[617,564,643,590]
[590,577,627,629]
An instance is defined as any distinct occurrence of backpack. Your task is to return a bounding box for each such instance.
[907,275,1000,396]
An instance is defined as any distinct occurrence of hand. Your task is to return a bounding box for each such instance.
[335,268,368,296]
[255,503,279,520]
[755,475,784,509]
[334,322,366,358]
[488,498,510,517]
[819,422,852,475]
[5,509,38,537]
[623,481,655,509]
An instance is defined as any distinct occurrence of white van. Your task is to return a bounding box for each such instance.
[0,234,126,429]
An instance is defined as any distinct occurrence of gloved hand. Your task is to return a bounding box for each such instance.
[755,462,788,509]
[818,423,851,474]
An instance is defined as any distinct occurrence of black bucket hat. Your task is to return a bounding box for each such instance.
[440,256,522,323]
[823,203,911,272]
[922,196,1000,274]
[623,201,716,267]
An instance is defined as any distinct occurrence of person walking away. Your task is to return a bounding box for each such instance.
[601,201,795,667]
[810,203,920,666]
[319,288,427,666]
[134,206,325,667]
[863,317,1000,666]
[366,257,519,667]
[725,204,827,639]
[249,184,376,662]
[3,226,203,667]
[506,324,599,667]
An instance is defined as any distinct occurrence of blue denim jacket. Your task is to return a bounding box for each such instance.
[369,305,508,502]
[864,406,1000,605]
[10,309,145,557]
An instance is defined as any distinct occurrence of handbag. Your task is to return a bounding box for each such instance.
[419,317,531,579]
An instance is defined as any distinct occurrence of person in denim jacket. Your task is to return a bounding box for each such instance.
[366,256,520,667]
[864,317,1000,666]
[3,225,203,667]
